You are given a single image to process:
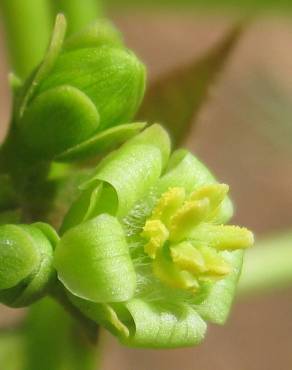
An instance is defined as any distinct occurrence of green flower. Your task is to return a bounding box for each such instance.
[17,15,146,161]
[0,223,58,307]
[54,124,253,348]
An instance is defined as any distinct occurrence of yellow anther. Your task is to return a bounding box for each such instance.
[169,198,210,242]
[141,220,169,259]
[140,184,253,293]
[187,224,254,251]
[190,183,229,216]
[197,246,231,278]
[151,187,185,226]
[152,253,200,292]
[170,242,207,274]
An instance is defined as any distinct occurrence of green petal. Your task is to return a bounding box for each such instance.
[157,149,233,223]
[55,215,136,303]
[33,222,60,249]
[19,85,100,159]
[73,124,170,220]
[122,299,207,348]
[56,122,146,162]
[87,125,170,212]
[195,250,243,324]
[125,124,171,168]
[68,295,130,339]
[69,295,206,348]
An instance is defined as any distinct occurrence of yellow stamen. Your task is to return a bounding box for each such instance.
[152,253,200,292]
[151,187,185,226]
[198,246,231,278]
[190,183,229,217]
[141,219,169,259]
[169,199,209,242]
[170,242,207,274]
[187,224,254,251]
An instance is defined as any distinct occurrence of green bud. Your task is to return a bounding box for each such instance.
[0,223,58,307]
[17,16,146,161]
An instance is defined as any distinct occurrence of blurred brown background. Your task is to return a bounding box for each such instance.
[1,11,292,370]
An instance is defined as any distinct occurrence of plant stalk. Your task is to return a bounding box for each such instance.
[24,298,98,370]
[238,231,292,297]
[52,0,103,36]
[0,0,53,79]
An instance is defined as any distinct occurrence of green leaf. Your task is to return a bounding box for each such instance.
[19,85,100,159]
[54,214,136,303]
[56,122,146,162]
[137,24,242,146]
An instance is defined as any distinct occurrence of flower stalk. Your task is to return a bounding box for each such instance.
[52,0,103,36]
[0,0,52,79]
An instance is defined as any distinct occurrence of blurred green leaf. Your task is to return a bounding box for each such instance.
[107,0,292,11]
[0,332,24,370]
[0,210,21,225]
[138,24,242,146]
[0,0,53,79]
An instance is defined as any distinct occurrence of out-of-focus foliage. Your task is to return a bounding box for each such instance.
[0,0,53,78]
[106,0,292,11]
[138,25,242,146]
[239,232,292,296]
[0,332,24,370]
[226,70,292,153]
[24,298,97,370]
[51,0,103,36]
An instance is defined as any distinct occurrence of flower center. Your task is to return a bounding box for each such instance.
[141,185,253,292]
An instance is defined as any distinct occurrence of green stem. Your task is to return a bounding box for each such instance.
[238,231,292,297]
[0,331,24,370]
[0,0,53,79]
[24,298,98,370]
[52,0,103,36]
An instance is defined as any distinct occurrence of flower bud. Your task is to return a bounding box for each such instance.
[17,15,146,161]
[0,222,58,307]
